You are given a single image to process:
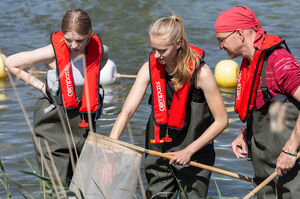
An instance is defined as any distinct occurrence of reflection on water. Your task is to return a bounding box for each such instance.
[0,92,10,102]
[0,0,299,198]
[218,87,236,94]
[0,79,10,109]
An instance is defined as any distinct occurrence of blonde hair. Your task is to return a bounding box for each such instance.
[149,15,201,91]
[61,9,92,36]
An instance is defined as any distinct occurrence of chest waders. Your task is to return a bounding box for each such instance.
[33,86,94,185]
[145,85,215,199]
[248,53,300,199]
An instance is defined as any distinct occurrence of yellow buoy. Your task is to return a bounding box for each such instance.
[214,59,239,87]
[0,53,7,78]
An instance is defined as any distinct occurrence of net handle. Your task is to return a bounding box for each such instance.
[91,132,253,183]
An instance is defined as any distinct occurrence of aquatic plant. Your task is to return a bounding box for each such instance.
[0,159,12,199]
[0,158,84,199]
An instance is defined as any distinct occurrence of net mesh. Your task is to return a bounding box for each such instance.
[69,132,142,198]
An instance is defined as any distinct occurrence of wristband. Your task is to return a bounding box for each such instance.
[282,148,297,157]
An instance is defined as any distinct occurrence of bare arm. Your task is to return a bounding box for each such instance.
[5,44,55,95]
[168,64,228,165]
[109,62,150,139]
[187,64,228,152]
[276,87,300,175]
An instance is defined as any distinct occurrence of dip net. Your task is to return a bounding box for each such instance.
[69,132,143,198]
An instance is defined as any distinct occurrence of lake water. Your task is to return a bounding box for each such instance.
[0,0,299,198]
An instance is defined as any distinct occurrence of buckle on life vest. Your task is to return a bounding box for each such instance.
[76,97,82,105]
[162,134,172,142]
[79,119,88,127]
[150,139,164,144]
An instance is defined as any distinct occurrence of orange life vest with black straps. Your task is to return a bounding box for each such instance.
[149,46,204,143]
[51,32,103,114]
[235,35,285,122]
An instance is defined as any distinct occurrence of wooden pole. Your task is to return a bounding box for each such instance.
[146,149,253,183]
[95,133,253,183]
[243,152,300,199]
[30,71,137,79]
[114,73,137,78]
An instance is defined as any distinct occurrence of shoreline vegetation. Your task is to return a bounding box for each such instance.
[1,158,235,199]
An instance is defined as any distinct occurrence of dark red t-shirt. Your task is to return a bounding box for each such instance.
[255,47,300,109]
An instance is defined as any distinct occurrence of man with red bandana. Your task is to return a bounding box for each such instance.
[215,5,300,198]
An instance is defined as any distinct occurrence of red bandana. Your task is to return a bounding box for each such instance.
[214,5,266,49]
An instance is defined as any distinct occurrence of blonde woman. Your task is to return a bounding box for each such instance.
[110,15,228,198]
[5,9,108,184]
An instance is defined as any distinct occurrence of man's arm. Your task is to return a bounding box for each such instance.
[276,87,300,176]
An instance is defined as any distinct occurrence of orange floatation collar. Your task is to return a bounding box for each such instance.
[235,35,284,122]
[51,32,103,114]
[149,46,204,143]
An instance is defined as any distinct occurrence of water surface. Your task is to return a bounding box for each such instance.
[0,0,299,198]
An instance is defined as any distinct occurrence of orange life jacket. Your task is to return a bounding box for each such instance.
[51,32,103,114]
[149,46,204,143]
[235,35,285,122]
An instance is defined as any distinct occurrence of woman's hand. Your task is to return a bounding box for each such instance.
[39,83,47,97]
[165,148,193,166]
[99,151,117,185]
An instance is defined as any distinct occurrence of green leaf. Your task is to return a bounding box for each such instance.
[62,189,79,198]
[23,157,35,172]
[20,171,51,183]
[79,188,85,199]
[169,167,188,199]
[92,178,107,198]
[6,175,38,199]
[0,179,8,191]
[214,180,222,199]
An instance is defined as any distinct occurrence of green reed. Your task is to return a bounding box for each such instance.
[1,158,241,199]
[0,158,83,199]
[0,159,12,199]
